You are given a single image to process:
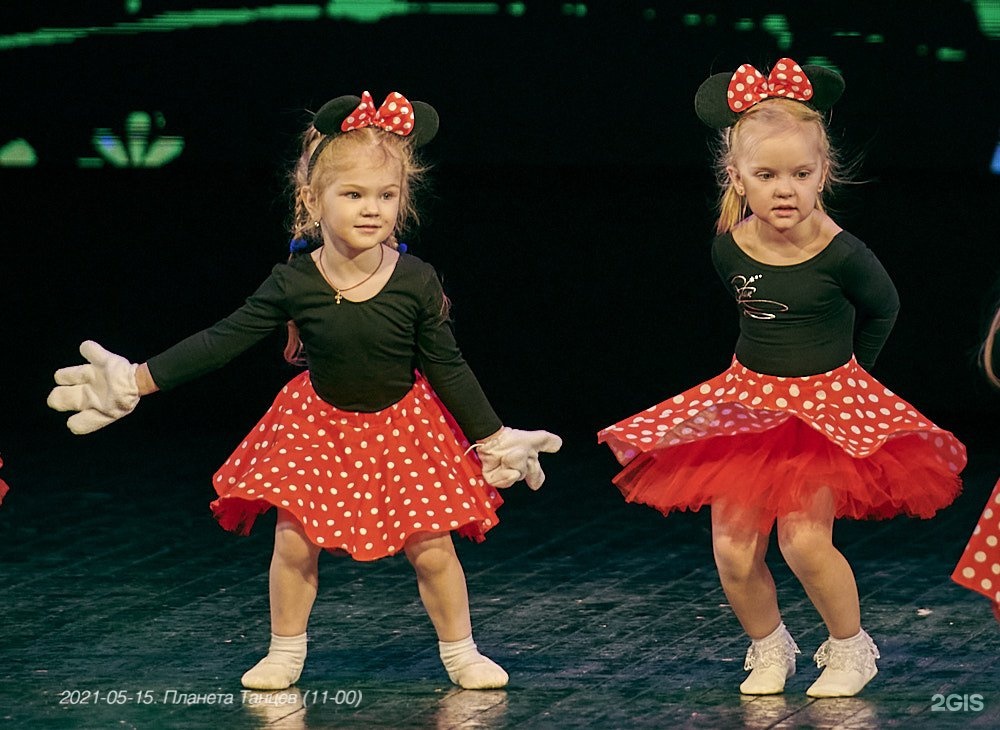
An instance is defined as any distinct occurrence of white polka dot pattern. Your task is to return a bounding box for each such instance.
[600,357,962,468]
[727,57,814,114]
[340,91,415,137]
[952,478,1000,608]
[211,372,501,561]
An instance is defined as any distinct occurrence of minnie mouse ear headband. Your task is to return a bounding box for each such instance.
[306,90,439,179]
[694,58,844,129]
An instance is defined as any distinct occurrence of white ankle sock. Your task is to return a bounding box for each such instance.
[241,632,307,690]
[739,622,799,695]
[438,635,509,689]
[806,628,879,698]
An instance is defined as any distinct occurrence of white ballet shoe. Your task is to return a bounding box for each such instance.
[439,635,509,689]
[241,633,307,690]
[739,622,800,695]
[806,629,879,698]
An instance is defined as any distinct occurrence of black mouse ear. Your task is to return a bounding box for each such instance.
[312,96,362,135]
[694,72,741,129]
[802,65,845,111]
[407,101,439,147]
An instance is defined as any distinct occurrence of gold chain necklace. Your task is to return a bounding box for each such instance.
[316,244,385,304]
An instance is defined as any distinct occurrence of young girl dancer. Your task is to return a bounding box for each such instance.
[599,59,965,697]
[48,90,561,691]
[952,304,1000,621]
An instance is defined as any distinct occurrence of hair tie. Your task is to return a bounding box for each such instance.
[694,58,845,129]
[307,91,439,179]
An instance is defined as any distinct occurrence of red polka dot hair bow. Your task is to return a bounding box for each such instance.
[694,58,845,129]
[341,91,416,136]
[307,90,439,178]
[727,58,813,112]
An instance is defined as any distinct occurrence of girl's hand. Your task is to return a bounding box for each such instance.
[475,427,563,490]
[47,340,141,434]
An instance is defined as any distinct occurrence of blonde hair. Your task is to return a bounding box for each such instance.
[984,304,1000,388]
[713,98,844,234]
[284,125,429,363]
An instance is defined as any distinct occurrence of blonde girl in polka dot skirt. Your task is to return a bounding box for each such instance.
[48,91,561,692]
[952,304,1000,622]
[599,59,965,698]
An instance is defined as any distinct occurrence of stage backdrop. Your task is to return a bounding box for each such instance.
[1,1,998,454]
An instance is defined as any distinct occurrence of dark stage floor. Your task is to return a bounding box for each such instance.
[1,426,999,729]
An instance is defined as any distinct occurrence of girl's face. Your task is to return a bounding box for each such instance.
[305,148,403,256]
[727,119,828,236]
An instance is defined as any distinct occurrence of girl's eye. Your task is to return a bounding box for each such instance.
[756,172,772,180]
[345,192,361,199]
[382,191,397,200]
[796,170,812,179]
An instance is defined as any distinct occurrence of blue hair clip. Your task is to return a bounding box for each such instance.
[398,242,408,253]
[289,237,311,254]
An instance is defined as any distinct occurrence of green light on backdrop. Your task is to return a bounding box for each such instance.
[0,3,524,48]
[561,3,586,17]
[761,14,792,50]
[326,1,410,22]
[972,0,1000,38]
[426,3,499,14]
[78,112,184,169]
[734,18,754,32]
[683,13,699,26]
[0,5,325,49]
[326,1,500,22]
[866,34,884,44]
[0,139,38,167]
[936,47,967,61]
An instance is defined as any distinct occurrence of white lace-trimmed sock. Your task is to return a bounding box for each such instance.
[806,628,879,698]
[438,635,509,689]
[241,632,307,690]
[740,622,800,695]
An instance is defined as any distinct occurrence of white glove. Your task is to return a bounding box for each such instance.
[47,340,140,435]
[475,427,563,490]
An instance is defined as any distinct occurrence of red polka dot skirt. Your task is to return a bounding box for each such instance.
[952,478,1000,619]
[211,371,502,561]
[0,456,8,505]
[598,357,964,533]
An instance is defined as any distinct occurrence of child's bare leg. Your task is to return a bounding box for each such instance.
[712,501,780,638]
[776,488,859,638]
[713,501,798,694]
[405,531,508,689]
[242,510,321,690]
[778,488,878,698]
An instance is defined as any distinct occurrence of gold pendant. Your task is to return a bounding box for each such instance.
[334,290,343,304]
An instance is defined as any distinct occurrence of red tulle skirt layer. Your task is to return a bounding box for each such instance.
[598,357,965,533]
[952,477,1000,612]
[211,371,502,561]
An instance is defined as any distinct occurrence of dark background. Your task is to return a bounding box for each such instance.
[1,0,999,478]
